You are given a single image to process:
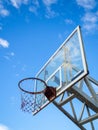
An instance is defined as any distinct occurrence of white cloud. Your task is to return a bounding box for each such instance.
[29,0,39,14]
[29,6,38,15]
[10,0,19,8]
[11,52,15,56]
[0,124,9,130]
[42,0,57,6]
[4,55,10,60]
[65,19,73,24]
[0,38,9,48]
[4,52,15,60]
[82,12,98,30]
[76,0,96,10]
[0,9,9,17]
[32,0,39,7]
[0,5,9,17]
[10,0,29,8]
[42,0,58,18]
[45,6,57,18]
[82,12,98,23]
[76,0,98,32]
[0,26,2,30]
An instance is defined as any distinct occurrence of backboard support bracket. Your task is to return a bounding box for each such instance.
[53,75,98,130]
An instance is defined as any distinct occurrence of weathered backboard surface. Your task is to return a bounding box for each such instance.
[33,26,88,115]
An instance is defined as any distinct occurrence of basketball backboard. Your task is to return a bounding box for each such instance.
[33,26,88,115]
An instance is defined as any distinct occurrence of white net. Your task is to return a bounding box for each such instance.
[20,91,46,113]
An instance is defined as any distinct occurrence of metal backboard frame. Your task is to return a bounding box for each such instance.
[33,26,88,115]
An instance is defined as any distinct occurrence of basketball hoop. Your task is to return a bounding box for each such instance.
[18,77,56,113]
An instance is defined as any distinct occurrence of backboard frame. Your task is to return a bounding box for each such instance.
[33,26,88,115]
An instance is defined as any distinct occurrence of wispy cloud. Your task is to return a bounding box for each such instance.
[0,26,2,30]
[82,12,98,31]
[4,52,15,60]
[65,19,73,24]
[10,0,29,8]
[10,0,19,8]
[0,124,9,130]
[0,0,58,18]
[10,52,15,56]
[12,62,27,77]
[45,6,58,18]
[0,38,9,48]
[29,0,40,15]
[42,0,57,6]
[29,6,38,15]
[76,0,96,10]
[32,0,39,7]
[42,0,58,18]
[76,0,98,32]
[0,4,9,17]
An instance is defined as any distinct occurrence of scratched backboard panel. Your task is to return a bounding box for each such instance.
[33,26,88,115]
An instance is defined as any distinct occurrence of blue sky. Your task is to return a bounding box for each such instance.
[0,0,98,130]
